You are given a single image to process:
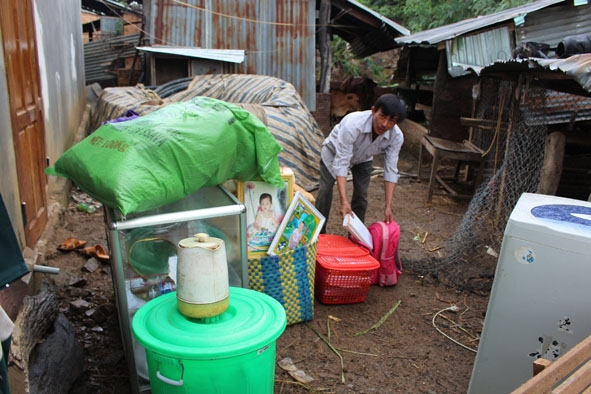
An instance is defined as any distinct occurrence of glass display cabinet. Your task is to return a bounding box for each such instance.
[104,185,247,394]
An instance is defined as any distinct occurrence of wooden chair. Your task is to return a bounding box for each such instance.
[417,130,485,203]
[417,117,508,202]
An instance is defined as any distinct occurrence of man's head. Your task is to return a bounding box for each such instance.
[371,94,407,135]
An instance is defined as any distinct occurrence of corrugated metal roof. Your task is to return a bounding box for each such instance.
[137,46,245,63]
[533,54,591,92]
[330,0,409,58]
[82,0,142,16]
[478,54,591,94]
[344,0,410,36]
[396,0,564,45]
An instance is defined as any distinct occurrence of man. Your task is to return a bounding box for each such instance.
[315,94,406,233]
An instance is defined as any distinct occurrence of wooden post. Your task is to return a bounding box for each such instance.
[317,0,332,95]
[494,76,523,229]
[536,131,566,196]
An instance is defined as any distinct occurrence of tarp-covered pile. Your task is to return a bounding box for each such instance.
[90,74,324,192]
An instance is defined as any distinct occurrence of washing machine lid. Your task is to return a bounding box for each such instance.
[504,193,591,253]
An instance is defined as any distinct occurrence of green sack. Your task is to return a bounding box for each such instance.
[46,97,284,215]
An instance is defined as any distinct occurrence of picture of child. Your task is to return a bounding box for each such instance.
[288,220,306,249]
[267,192,325,256]
[247,193,281,250]
[253,193,279,233]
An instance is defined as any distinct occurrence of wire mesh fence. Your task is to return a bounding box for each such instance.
[406,77,553,292]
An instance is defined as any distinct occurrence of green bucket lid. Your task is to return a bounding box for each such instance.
[132,287,287,359]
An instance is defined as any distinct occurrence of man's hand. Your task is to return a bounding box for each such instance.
[384,206,394,224]
[340,201,353,219]
[384,181,396,223]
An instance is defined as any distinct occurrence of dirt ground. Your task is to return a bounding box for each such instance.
[39,149,492,394]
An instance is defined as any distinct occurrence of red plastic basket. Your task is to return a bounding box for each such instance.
[317,234,370,257]
[315,254,380,304]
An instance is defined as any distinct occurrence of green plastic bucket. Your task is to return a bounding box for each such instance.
[132,287,287,394]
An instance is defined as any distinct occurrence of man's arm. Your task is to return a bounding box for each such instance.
[337,175,352,219]
[384,181,396,223]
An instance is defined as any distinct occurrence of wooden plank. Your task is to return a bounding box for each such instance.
[534,358,552,376]
[554,359,591,394]
[460,117,509,131]
[512,336,591,394]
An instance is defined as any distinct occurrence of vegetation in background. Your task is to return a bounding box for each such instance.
[332,0,535,84]
[331,37,391,85]
[359,0,534,32]
[332,37,361,77]
[115,19,124,36]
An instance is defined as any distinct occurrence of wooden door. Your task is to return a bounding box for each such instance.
[0,0,48,247]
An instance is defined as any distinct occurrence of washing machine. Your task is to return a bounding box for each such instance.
[468,192,591,394]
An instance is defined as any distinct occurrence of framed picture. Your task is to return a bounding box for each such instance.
[237,170,294,256]
[268,191,325,255]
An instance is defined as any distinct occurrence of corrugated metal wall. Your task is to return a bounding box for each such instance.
[441,2,591,78]
[84,33,143,84]
[517,2,591,49]
[144,0,317,110]
[446,26,513,77]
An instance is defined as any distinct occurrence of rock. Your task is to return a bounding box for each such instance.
[86,307,107,324]
[68,275,86,287]
[83,258,100,273]
[68,287,85,298]
[70,299,90,312]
